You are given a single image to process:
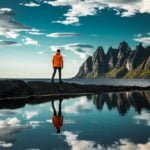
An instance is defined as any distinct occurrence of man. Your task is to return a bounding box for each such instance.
[51,49,63,83]
[52,99,63,134]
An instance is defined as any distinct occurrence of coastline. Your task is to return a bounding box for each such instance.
[0,79,150,100]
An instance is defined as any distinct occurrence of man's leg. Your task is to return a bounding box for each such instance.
[51,100,57,116]
[51,67,56,83]
[58,99,63,117]
[58,67,62,83]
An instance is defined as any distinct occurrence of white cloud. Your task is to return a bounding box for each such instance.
[134,110,150,126]
[20,2,40,7]
[23,111,38,119]
[135,33,142,38]
[46,32,79,38]
[0,141,13,148]
[45,0,150,25]
[28,121,44,128]
[0,8,31,38]
[134,35,150,45]
[22,37,39,46]
[0,117,20,128]
[49,43,93,59]
[28,31,44,35]
[46,119,76,124]
[63,97,93,114]
[63,131,150,150]
[0,117,27,148]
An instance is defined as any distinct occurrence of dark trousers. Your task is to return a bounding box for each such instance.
[51,99,62,116]
[52,67,62,82]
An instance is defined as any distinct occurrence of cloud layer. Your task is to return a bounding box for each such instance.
[45,0,150,25]
[134,33,150,45]
[0,40,18,46]
[63,131,150,150]
[47,32,80,38]
[0,8,31,38]
[50,43,93,59]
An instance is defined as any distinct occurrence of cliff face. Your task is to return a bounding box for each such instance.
[75,42,150,78]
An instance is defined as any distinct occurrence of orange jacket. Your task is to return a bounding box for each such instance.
[52,52,63,68]
[52,115,63,129]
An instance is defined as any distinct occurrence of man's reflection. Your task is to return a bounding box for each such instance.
[51,99,63,134]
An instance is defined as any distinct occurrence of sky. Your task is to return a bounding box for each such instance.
[0,0,150,78]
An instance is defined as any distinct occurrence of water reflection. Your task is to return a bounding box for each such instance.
[93,90,150,115]
[0,90,149,149]
[51,99,63,133]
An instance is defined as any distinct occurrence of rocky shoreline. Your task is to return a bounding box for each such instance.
[0,79,150,100]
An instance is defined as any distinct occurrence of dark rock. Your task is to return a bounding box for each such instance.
[0,80,150,100]
[75,41,150,78]
[0,80,31,98]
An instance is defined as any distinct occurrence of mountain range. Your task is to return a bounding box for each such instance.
[75,41,150,78]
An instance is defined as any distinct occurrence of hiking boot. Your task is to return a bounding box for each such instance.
[59,80,63,84]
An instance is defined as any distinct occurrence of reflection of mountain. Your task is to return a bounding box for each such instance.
[93,90,150,115]
[76,42,150,78]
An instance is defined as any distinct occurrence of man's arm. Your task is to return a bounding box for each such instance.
[52,56,54,68]
[61,56,63,69]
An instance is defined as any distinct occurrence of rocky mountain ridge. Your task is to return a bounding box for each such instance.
[75,41,150,78]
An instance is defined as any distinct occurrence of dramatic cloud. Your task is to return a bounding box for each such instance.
[23,111,38,119]
[45,0,150,25]
[134,35,150,45]
[50,43,93,59]
[0,8,31,38]
[46,32,80,38]
[63,131,150,150]
[22,37,39,46]
[0,40,18,46]
[20,2,40,7]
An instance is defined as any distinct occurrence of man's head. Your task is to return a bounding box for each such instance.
[57,49,60,53]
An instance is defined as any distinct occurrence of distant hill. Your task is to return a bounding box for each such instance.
[75,41,150,78]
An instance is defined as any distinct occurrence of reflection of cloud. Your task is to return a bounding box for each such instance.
[0,117,20,128]
[63,131,150,150]
[134,110,150,126]
[63,97,92,114]
[28,121,44,128]
[0,117,27,148]
[45,0,150,25]
[47,32,80,38]
[63,131,102,150]
[50,43,93,59]
[46,119,76,124]
[25,148,40,150]
[0,110,19,116]
[24,111,38,120]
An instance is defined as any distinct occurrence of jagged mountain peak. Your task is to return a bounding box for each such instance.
[94,46,105,55]
[75,42,150,78]
[118,41,131,52]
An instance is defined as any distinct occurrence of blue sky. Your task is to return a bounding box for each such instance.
[0,0,150,78]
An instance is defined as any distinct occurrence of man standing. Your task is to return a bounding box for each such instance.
[51,49,63,83]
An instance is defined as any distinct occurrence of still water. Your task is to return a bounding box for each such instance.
[0,90,150,150]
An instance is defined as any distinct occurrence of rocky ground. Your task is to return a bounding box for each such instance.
[0,79,149,100]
